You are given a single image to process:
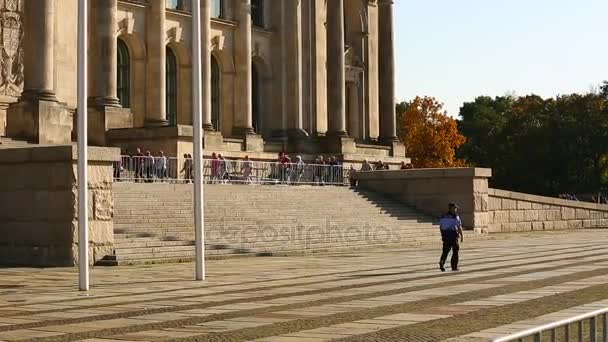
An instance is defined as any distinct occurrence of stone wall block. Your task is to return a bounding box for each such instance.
[531,202,544,210]
[590,211,604,219]
[473,212,489,228]
[524,210,539,222]
[501,222,517,233]
[71,220,113,245]
[0,165,26,190]
[72,189,94,220]
[561,207,575,220]
[94,190,113,221]
[488,196,502,211]
[473,178,488,193]
[502,198,517,210]
[493,210,510,223]
[553,220,568,230]
[575,209,590,220]
[487,223,502,233]
[546,210,561,221]
[583,219,598,228]
[543,221,554,230]
[517,201,532,210]
[531,222,543,231]
[0,191,33,220]
[33,190,74,221]
[474,194,488,212]
[516,222,532,231]
[509,210,525,223]
[73,164,113,190]
[567,220,583,229]
[537,210,547,221]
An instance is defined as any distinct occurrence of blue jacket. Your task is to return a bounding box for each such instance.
[439,213,461,241]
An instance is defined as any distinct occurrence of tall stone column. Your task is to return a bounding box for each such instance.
[233,0,254,136]
[86,0,133,146]
[378,0,397,142]
[22,0,56,102]
[96,0,120,107]
[6,0,73,144]
[284,0,307,139]
[145,0,167,126]
[347,83,360,139]
[201,0,214,131]
[326,0,347,137]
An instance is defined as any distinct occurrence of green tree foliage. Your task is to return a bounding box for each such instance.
[457,84,608,195]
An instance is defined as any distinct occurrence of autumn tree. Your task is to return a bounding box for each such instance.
[397,96,467,168]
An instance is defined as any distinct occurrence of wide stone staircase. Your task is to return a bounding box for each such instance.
[99,183,442,265]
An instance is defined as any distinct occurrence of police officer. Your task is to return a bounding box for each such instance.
[439,203,464,272]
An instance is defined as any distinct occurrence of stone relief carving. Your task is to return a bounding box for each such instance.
[0,0,23,97]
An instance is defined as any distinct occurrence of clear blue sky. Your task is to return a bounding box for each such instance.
[394,0,608,117]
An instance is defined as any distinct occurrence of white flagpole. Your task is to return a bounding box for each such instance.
[77,0,89,291]
[192,0,206,280]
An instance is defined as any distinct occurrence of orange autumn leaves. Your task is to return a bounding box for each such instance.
[397,96,467,168]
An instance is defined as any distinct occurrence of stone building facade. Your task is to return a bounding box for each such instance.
[0,0,405,163]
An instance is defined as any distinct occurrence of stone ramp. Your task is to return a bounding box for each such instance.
[101,183,441,265]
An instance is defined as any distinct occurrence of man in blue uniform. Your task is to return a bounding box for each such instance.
[439,203,463,272]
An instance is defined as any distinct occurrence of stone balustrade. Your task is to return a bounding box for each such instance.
[354,168,608,233]
[354,168,492,230]
[487,188,608,233]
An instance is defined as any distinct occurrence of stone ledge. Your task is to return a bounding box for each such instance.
[353,167,492,180]
[489,188,608,212]
[0,145,119,164]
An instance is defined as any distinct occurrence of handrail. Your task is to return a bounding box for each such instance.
[492,307,608,342]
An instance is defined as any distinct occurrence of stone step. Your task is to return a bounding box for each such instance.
[111,231,439,246]
[112,217,436,226]
[105,183,443,265]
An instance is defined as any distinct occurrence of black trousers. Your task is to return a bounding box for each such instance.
[439,239,460,270]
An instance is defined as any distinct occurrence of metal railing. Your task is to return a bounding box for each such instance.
[493,307,608,342]
[113,156,350,186]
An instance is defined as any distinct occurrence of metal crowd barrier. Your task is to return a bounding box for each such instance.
[114,156,349,186]
[493,307,608,342]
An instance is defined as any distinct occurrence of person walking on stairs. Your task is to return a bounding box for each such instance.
[439,203,463,272]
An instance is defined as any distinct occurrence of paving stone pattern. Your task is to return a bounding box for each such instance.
[0,230,607,341]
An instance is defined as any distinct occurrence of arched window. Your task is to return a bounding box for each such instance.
[252,62,260,133]
[251,0,264,27]
[166,47,178,126]
[211,0,223,18]
[117,39,130,108]
[211,55,221,131]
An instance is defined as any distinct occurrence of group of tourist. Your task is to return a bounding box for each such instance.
[115,149,413,186]
[558,193,579,201]
[591,193,608,204]
[114,148,170,182]
[178,152,345,185]
[557,192,608,204]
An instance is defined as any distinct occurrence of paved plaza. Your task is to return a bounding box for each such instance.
[0,230,608,342]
